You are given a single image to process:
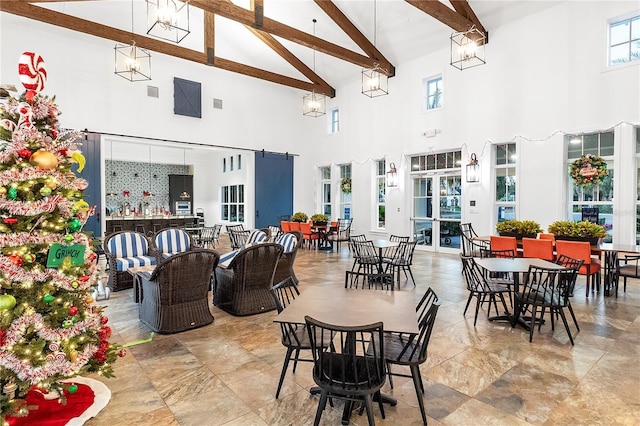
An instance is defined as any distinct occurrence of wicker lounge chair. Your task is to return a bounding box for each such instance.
[213,243,283,316]
[273,231,302,286]
[104,231,157,292]
[138,249,219,333]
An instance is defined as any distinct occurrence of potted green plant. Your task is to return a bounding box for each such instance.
[290,212,308,223]
[495,219,543,239]
[310,213,329,227]
[548,220,607,245]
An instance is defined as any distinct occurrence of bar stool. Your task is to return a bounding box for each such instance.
[110,218,124,233]
[134,221,146,235]
[151,216,164,234]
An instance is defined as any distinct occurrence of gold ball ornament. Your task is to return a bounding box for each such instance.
[31,150,58,170]
[70,350,78,363]
[44,179,57,190]
[0,187,5,195]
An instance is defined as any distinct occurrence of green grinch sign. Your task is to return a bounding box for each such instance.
[46,243,86,267]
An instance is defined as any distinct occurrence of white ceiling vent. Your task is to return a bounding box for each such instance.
[213,98,223,109]
[147,86,159,98]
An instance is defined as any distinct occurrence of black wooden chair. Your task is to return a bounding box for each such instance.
[460,222,489,257]
[616,254,640,296]
[383,287,440,425]
[305,316,386,426]
[327,218,352,251]
[384,240,418,287]
[460,255,511,326]
[515,264,581,345]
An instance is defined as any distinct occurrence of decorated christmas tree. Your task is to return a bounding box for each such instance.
[0,52,118,420]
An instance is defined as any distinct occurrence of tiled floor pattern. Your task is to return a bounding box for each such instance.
[86,236,640,425]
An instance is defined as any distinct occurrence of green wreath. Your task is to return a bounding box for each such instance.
[340,177,352,194]
[570,154,608,187]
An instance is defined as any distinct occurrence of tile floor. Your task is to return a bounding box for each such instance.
[86,236,640,425]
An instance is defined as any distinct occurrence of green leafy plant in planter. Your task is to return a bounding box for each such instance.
[310,213,329,226]
[548,220,607,244]
[290,212,309,222]
[496,220,543,238]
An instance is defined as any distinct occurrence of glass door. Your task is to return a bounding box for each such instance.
[411,174,462,253]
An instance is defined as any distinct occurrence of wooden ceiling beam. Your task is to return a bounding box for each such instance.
[0,1,324,94]
[204,10,215,65]
[190,0,392,74]
[405,0,475,33]
[449,0,487,36]
[313,0,395,77]
[250,0,263,28]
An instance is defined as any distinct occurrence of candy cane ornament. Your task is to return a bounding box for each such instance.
[17,52,47,101]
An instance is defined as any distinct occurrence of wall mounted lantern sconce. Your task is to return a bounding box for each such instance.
[466,153,480,183]
[386,162,398,187]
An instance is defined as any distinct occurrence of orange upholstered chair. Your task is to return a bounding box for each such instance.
[555,240,601,297]
[490,236,519,256]
[299,221,319,249]
[538,233,556,242]
[522,237,554,261]
[289,221,301,232]
[280,221,291,233]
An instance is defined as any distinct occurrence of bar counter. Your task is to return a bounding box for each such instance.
[105,215,198,235]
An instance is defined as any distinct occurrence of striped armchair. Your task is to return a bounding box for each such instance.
[152,228,196,260]
[104,231,157,292]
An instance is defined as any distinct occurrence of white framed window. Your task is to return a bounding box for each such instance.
[376,160,386,229]
[237,154,242,170]
[410,150,460,173]
[609,14,640,66]
[221,184,245,222]
[320,166,332,217]
[339,164,351,219]
[422,75,443,111]
[223,158,226,173]
[495,143,517,223]
[230,156,234,171]
[329,108,340,133]
[566,132,614,242]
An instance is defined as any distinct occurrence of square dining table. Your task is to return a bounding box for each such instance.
[274,286,419,423]
[473,257,566,329]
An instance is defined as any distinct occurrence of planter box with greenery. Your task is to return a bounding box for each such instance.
[495,220,543,239]
[548,220,606,245]
[310,214,329,227]
[290,212,308,223]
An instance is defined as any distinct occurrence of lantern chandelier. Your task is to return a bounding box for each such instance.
[146,0,191,44]
[450,25,486,71]
[303,19,327,117]
[362,0,388,98]
[114,0,151,82]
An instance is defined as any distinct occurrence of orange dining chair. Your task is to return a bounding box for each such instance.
[538,233,556,242]
[555,240,601,297]
[490,236,519,257]
[299,222,319,249]
[522,237,554,261]
[280,221,291,233]
[289,221,301,232]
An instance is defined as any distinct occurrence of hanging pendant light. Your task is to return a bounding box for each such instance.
[362,0,388,98]
[303,19,326,117]
[450,25,486,71]
[180,148,191,199]
[146,0,191,44]
[115,0,152,82]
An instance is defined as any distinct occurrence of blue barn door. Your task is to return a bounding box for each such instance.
[74,132,102,238]
[254,152,293,229]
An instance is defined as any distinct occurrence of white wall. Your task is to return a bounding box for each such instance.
[2,1,639,242]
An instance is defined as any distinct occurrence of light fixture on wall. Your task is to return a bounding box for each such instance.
[362,0,388,98]
[180,148,191,199]
[466,153,480,183]
[450,25,486,71]
[115,0,152,82]
[146,0,190,44]
[303,19,326,117]
[386,162,398,187]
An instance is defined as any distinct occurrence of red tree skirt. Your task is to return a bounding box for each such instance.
[7,377,111,426]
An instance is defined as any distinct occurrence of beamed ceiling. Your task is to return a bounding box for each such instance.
[0,1,560,97]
